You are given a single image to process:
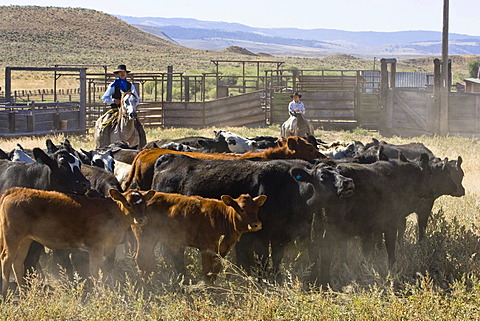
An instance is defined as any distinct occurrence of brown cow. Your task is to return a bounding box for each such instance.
[0,187,155,296]
[133,192,267,283]
[123,136,325,190]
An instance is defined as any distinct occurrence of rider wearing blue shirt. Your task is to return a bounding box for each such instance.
[102,64,139,108]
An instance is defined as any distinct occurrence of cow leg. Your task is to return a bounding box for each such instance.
[416,199,435,242]
[396,217,407,244]
[361,232,377,260]
[52,249,75,278]
[165,247,186,276]
[23,241,44,277]
[133,226,161,275]
[252,237,270,277]
[88,249,104,278]
[235,235,255,275]
[384,227,397,267]
[318,226,341,287]
[200,250,221,284]
[1,249,14,297]
[70,250,90,279]
[12,240,33,295]
[271,240,286,283]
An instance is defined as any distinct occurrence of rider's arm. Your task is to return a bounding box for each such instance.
[102,83,115,104]
[297,101,305,114]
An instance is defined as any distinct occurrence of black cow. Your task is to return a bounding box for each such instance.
[356,138,464,240]
[82,164,122,197]
[145,136,231,153]
[308,151,445,285]
[151,154,354,280]
[0,148,90,194]
[247,136,280,149]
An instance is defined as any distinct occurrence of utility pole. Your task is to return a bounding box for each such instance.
[440,0,449,135]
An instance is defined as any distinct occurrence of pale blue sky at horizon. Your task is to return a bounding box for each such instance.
[1,0,479,36]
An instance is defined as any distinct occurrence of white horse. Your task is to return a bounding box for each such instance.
[94,92,146,149]
[281,112,315,138]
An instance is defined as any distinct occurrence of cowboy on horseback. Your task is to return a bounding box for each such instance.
[281,92,314,138]
[96,64,146,149]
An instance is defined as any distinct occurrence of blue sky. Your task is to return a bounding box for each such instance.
[1,0,479,36]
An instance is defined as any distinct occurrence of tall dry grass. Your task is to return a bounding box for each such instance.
[0,126,479,319]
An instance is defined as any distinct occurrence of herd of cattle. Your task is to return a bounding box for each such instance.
[0,129,465,295]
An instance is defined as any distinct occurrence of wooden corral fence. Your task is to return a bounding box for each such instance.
[0,102,84,136]
[160,90,265,128]
[7,59,479,137]
[2,66,87,137]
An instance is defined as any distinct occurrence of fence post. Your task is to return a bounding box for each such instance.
[166,66,173,102]
[355,70,362,125]
[8,111,15,133]
[433,58,442,134]
[27,101,35,132]
[184,76,190,102]
[79,68,87,131]
[379,59,389,135]
[5,67,12,104]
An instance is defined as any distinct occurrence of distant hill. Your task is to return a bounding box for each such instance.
[118,15,480,57]
[0,6,477,85]
[0,6,191,71]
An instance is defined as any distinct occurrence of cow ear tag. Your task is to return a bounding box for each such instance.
[36,158,43,164]
[295,174,302,180]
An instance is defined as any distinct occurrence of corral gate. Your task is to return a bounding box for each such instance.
[383,88,480,137]
[265,69,381,130]
[380,58,480,137]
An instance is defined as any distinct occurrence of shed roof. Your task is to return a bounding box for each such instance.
[464,78,480,84]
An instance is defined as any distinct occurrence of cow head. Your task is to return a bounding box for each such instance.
[395,152,433,199]
[198,136,230,153]
[90,150,115,172]
[291,163,355,204]
[286,136,327,160]
[221,194,267,233]
[33,148,91,195]
[430,156,465,197]
[109,189,155,226]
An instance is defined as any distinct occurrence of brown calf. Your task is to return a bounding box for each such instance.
[0,187,155,296]
[133,192,267,283]
[123,136,325,190]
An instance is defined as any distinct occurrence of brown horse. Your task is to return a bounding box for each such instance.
[94,92,146,149]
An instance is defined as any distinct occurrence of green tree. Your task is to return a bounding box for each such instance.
[468,60,480,78]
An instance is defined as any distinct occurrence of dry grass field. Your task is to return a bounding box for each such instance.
[0,126,479,320]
